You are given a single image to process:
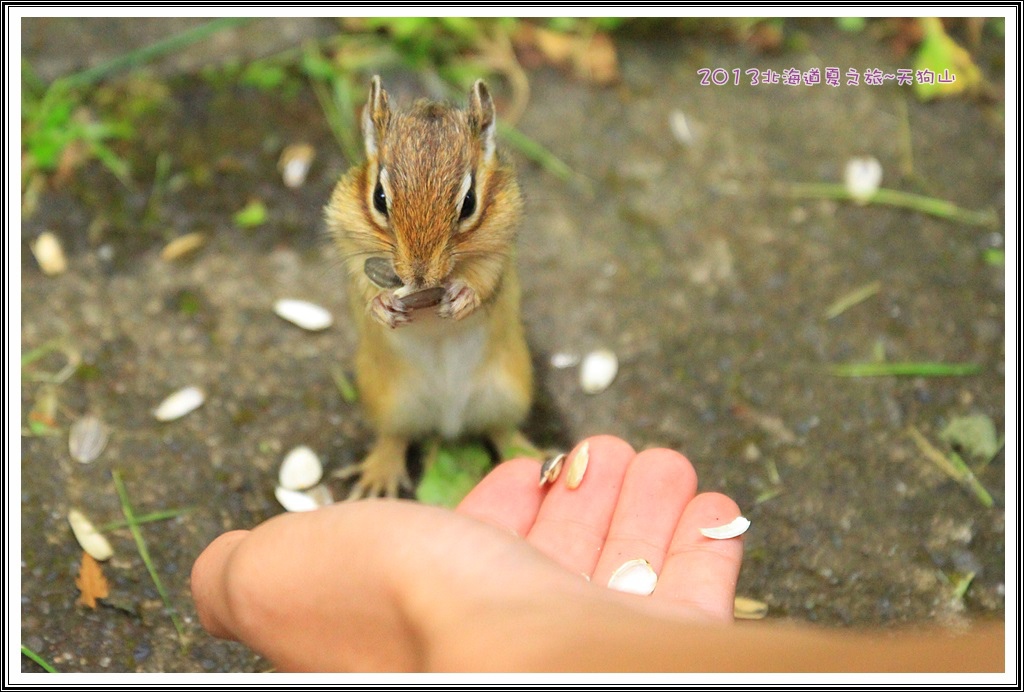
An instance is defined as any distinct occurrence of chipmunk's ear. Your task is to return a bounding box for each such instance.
[469,79,496,164]
[363,75,391,159]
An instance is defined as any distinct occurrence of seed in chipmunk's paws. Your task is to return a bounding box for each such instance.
[699,516,750,539]
[539,453,566,486]
[364,257,402,289]
[394,285,446,310]
[607,558,658,596]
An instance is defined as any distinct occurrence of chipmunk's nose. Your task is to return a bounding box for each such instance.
[408,261,427,288]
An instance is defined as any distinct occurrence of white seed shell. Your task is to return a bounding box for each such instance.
[153,386,205,422]
[579,349,618,394]
[275,483,333,512]
[550,352,580,369]
[278,143,315,188]
[69,415,109,463]
[733,596,769,620]
[699,516,751,540]
[273,299,333,331]
[32,232,68,275]
[68,509,113,561]
[278,445,323,490]
[607,558,658,596]
[843,156,883,205]
[669,109,694,146]
[565,441,590,490]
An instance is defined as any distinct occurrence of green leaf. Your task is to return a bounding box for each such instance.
[939,414,1000,462]
[416,442,492,508]
[300,49,337,82]
[983,248,1004,266]
[914,18,983,101]
[233,199,268,228]
[241,62,288,90]
[835,17,867,32]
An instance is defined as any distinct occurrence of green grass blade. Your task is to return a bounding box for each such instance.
[781,182,999,228]
[111,470,187,644]
[21,339,64,367]
[96,507,193,532]
[497,122,592,194]
[831,362,982,377]
[907,427,994,508]
[60,18,256,89]
[21,645,58,673]
[329,365,359,403]
[824,281,881,319]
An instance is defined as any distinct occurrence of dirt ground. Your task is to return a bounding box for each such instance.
[19,18,1008,673]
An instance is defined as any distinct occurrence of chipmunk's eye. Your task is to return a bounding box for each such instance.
[459,182,476,221]
[373,179,388,217]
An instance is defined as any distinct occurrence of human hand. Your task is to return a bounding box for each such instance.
[456,435,744,619]
[191,436,744,671]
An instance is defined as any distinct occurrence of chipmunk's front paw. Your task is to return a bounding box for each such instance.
[439,279,480,321]
[369,291,411,329]
[334,444,412,500]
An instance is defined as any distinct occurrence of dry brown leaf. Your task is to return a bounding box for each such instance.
[75,552,110,609]
[515,25,619,85]
[575,32,618,85]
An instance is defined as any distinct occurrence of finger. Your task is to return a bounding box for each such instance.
[190,529,251,641]
[191,503,433,671]
[655,492,745,621]
[456,457,546,536]
[591,448,698,587]
[526,435,635,576]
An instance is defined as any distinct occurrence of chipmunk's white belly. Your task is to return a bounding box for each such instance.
[384,311,494,438]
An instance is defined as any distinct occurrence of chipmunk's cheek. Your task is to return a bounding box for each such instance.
[439,279,480,321]
[369,291,412,329]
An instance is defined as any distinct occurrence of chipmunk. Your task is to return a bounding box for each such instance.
[325,76,537,499]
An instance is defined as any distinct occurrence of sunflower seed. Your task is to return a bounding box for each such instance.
[273,299,333,331]
[68,509,113,561]
[275,483,333,512]
[607,558,658,595]
[396,286,445,310]
[69,415,109,464]
[32,232,68,276]
[153,386,205,422]
[699,516,750,540]
[364,257,402,289]
[580,348,618,394]
[565,441,590,490]
[278,445,323,491]
[539,453,566,486]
